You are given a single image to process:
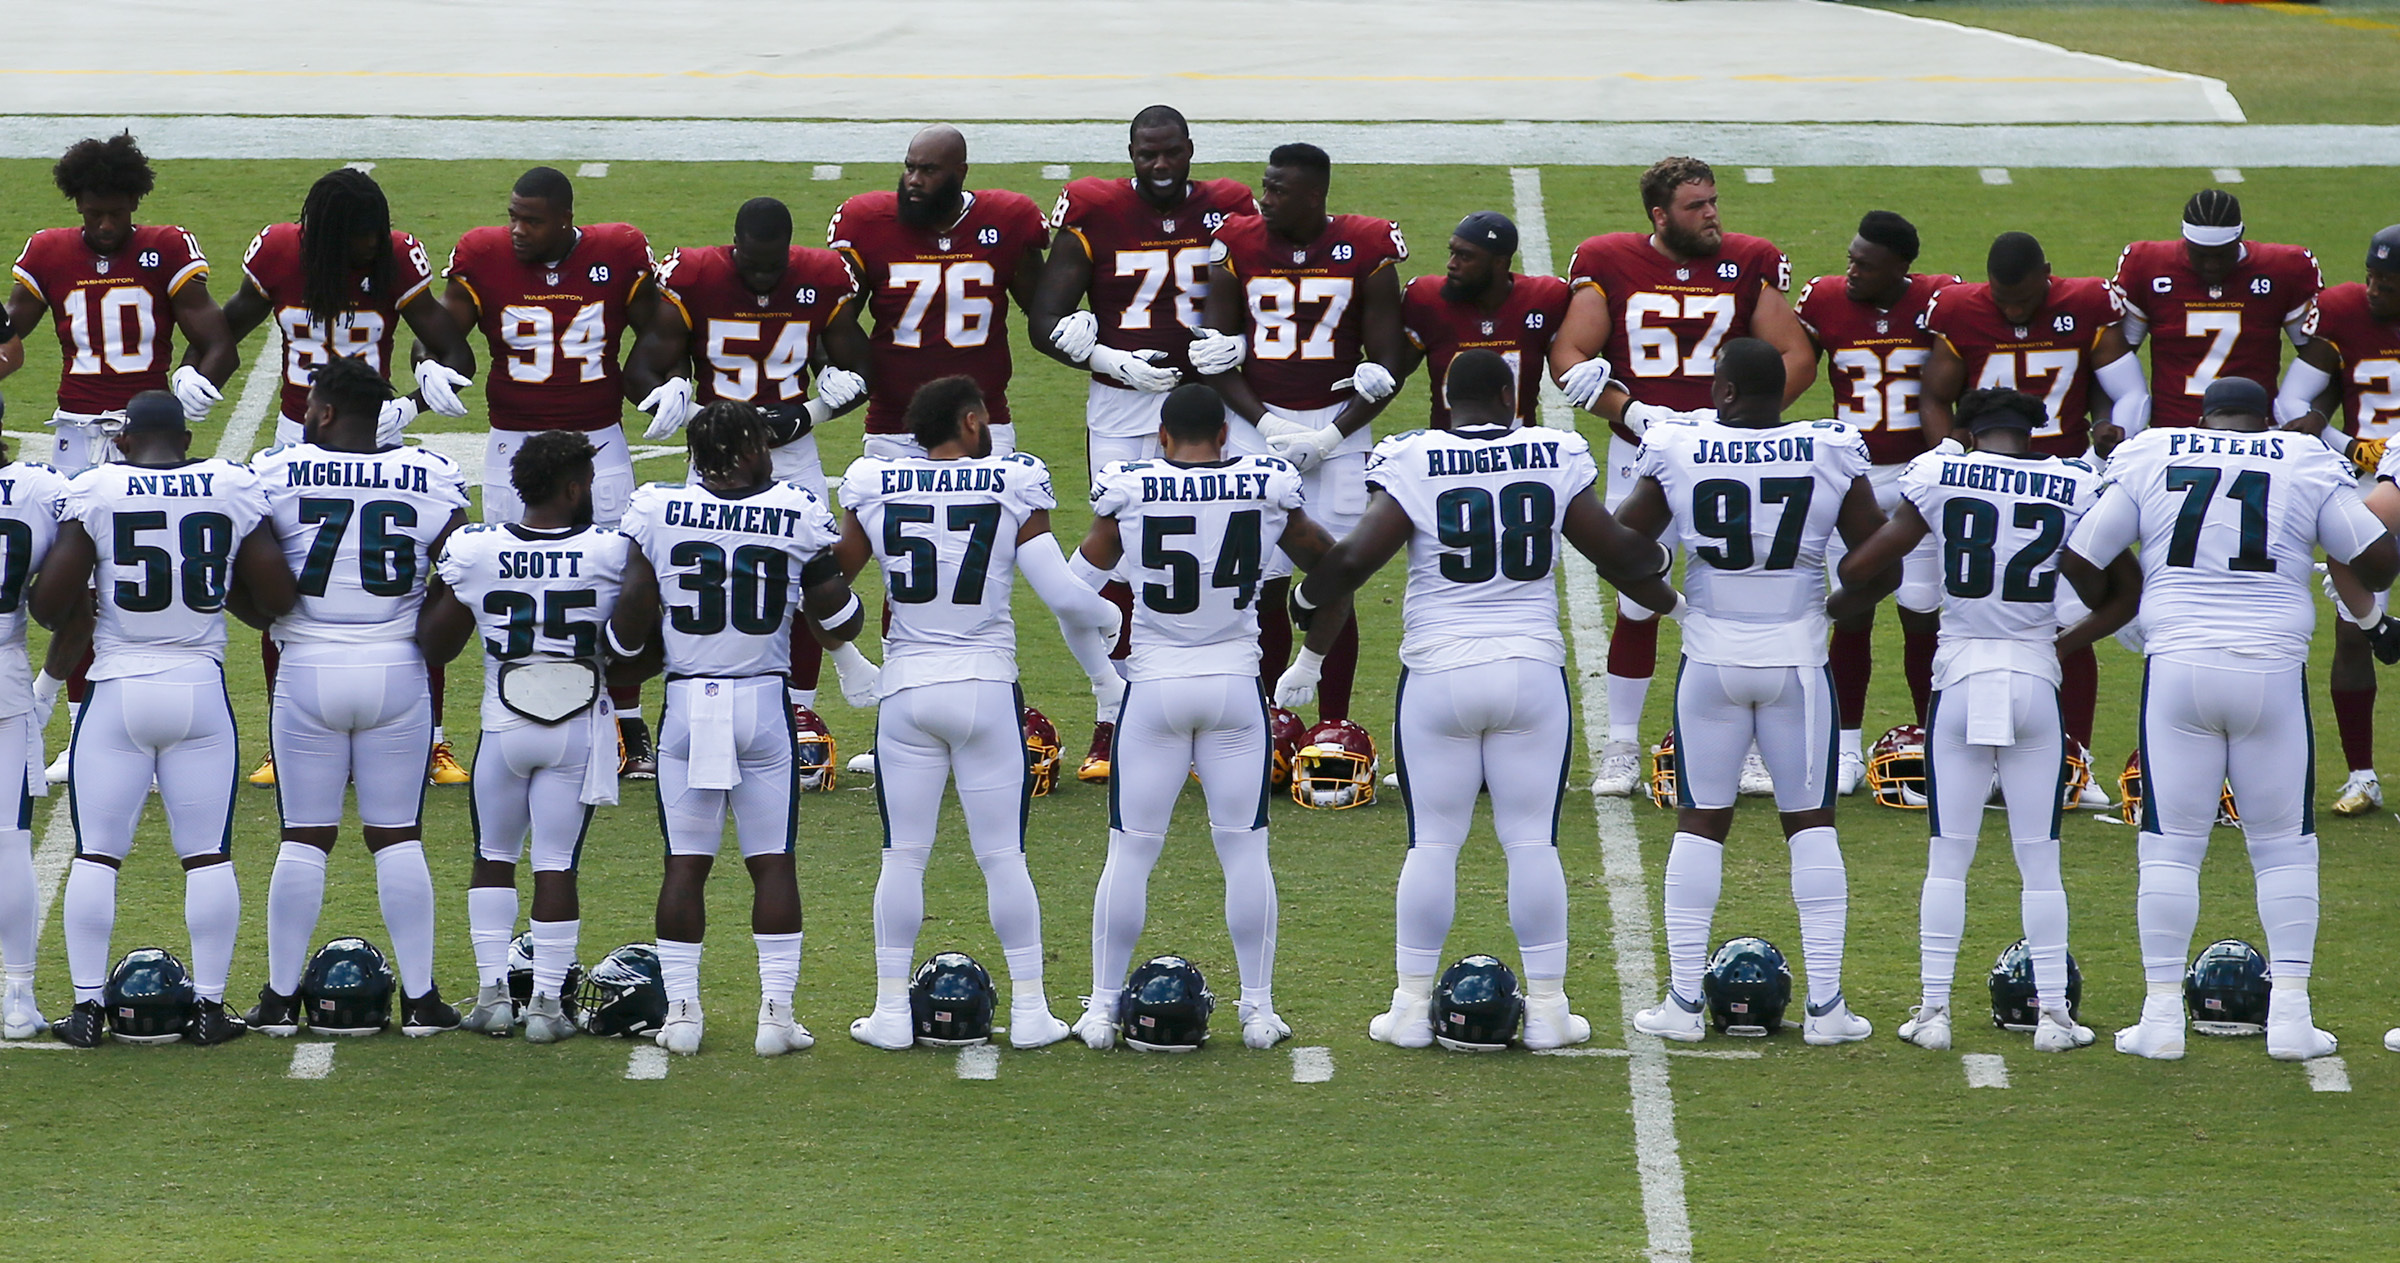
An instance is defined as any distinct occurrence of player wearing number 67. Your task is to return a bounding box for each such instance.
[835,376,1122,1053]
[1615,339,1884,1047]
[2059,376,2399,1063]
[1286,350,1683,1051]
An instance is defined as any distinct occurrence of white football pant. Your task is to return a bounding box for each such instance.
[1917,670,2070,1011]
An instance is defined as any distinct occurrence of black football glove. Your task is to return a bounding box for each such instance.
[1288,580,1320,633]
[759,401,813,445]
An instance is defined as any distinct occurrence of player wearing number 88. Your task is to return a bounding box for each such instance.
[829,125,1049,460]
[2112,191,2322,431]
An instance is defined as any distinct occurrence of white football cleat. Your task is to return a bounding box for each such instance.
[2331,770,2384,818]
[1738,749,1775,797]
[2032,1005,2095,1052]
[754,998,814,1056]
[2385,1027,2400,1053]
[1072,997,1116,1050]
[1802,995,1872,1045]
[1240,1008,1292,1050]
[457,984,516,1036]
[848,1004,913,1051]
[1521,993,1592,1051]
[1008,1005,1073,1050]
[1592,740,1641,797]
[2114,993,2187,1060]
[1633,991,1706,1042]
[2266,992,2338,1061]
[43,748,68,785]
[655,998,704,1055]
[844,752,877,779]
[3,982,48,1040]
[1835,750,1865,797]
[2072,744,2112,809]
[1368,990,1434,1047]
[1897,1003,1951,1051]
[523,993,577,1044]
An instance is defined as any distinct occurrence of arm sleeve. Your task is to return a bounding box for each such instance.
[2096,352,2151,436]
[2066,480,2140,565]
[1018,532,1120,688]
[2318,484,2390,566]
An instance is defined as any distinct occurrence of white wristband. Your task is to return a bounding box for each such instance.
[31,671,63,704]
[821,591,863,629]
[605,620,644,659]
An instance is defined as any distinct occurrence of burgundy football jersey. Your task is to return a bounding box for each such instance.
[1566,231,1790,412]
[1924,276,2126,456]
[1052,176,1255,383]
[11,224,208,414]
[241,222,438,423]
[2115,238,2322,427]
[1400,272,1571,430]
[655,245,859,407]
[828,188,1048,434]
[1795,271,1958,466]
[445,222,652,433]
[2304,282,2400,439]
[1210,213,1408,412]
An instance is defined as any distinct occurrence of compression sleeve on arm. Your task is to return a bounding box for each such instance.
[2096,352,2151,437]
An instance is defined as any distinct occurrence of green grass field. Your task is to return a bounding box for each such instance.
[5,129,2400,1259]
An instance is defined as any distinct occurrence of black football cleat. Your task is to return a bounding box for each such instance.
[53,1000,107,1048]
[243,987,303,1037]
[186,999,248,1046]
[618,718,657,780]
[401,987,461,1037]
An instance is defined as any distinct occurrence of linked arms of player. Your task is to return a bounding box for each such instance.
[623,288,695,439]
[223,521,298,631]
[400,284,477,417]
[1563,485,1681,614]
[1,282,40,384]
[2088,324,2148,452]
[2278,338,2353,456]
[1287,493,1406,669]
[1017,509,1126,706]
[1548,286,1645,443]
[1256,508,1353,707]
[1751,285,1818,408]
[1030,233,1180,392]
[168,273,239,418]
[1827,496,1927,624]
[1919,338,1967,447]
[2057,549,2142,658]
[1198,260,1270,425]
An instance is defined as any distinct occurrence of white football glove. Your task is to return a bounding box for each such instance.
[376,396,420,447]
[1259,418,1329,474]
[1334,362,1396,403]
[1559,356,1616,410]
[170,366,222,419]
[1050,310,1099,363]
[2318,561,2388,628]
[1274,649,1324,709]
[1088,345,1181,393]
[639,377,696,441]
[804,366,868,426]
[1189,329,1245,376]
[831,641,883,709]
[415,362,473,417]
[30,671,62,735]
[1622,400,1672,438]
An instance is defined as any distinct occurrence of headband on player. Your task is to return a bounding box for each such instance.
[2182,221,2242,248]
[1454,211,1517,259]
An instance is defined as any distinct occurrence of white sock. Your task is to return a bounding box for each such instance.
[467,886,519,989]
[787,687,816,710]
[1239,985,1274,1019]
[183,862,241,1003]
[655,937,703,1003]
[63,858,116,1001]
[754,930,802,1005]
[1394,841,1462,977]
[1661,832,1723,1004]
[1395,972,1435,1004]
[433,725,448,746]
[1502,838,1568,981]
[1092,829,1164,997]
[1211,826,1277,996]
[871,844,931,982]
[2249,834,2320,983]
[1917,834,1975,1008]
[0,827,35,983]
[266,841,329,995]
[372,840,438,999]
[1787,825,1848,1009]
[975,848,1046,1000]
[1526,975,1564,1000]
[1606,673,1652,746]
[2136,831,2207,985]
[1839,728,1863,761]
[875,973,908,1013]
[530,917,579,999]
[2013,835,2069,1010]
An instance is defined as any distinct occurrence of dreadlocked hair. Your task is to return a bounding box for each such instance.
[53,132,155,202]
[687,400,773,485]
[511,430,596,506]
[300,168,395,327]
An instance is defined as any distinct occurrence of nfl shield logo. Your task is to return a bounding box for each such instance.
[1162,218,1176,233]
[937,237,952,251]
[705,682,720,697]
[1292,250,1306,264]
[755,293,769,307]
[1480,320,1494,335]
[545,271,559,285]
[2013,325,2028,338]
[1676,268,1689,281]
[2209,286,2223,300]
[1875,319,1889,334]
[95,258,109,274]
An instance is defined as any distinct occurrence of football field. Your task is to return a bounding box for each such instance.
[9,4,2400,1259]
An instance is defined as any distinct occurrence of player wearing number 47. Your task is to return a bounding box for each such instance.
[1286,350,1682,1051]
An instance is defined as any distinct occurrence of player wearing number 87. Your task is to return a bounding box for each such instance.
[835,377,1120,1053]
[1289,350,1683,1051]
[829,125,1049,461]
[3,133,239,475]
[32,391,296,1047]
[609,401,873,1057]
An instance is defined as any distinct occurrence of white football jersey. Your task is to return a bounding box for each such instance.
[1092,453,1302,681]
[840,451,1056,692]
[1899,449,2103,686]
[622,479,839,680]
[253,442,469,651]
[1367,425,1600,671]
[436,522,630,731]
[2070,426,2386,665]
[0,462,70,717]
[66,459,270,681]
[1636,414,1870,667]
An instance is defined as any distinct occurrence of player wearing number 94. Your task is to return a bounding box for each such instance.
[1287,350,1684,1051]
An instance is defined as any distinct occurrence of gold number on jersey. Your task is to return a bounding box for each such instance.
[1830,346,1929,431]
[60,287,158,376]
[1112,246,1212,331]
[1971,349,2078,438]
[277,309,385,389]
[2354,359,2400,437]
[887,261,996,349]
[1624,292,1736,378]
[704,319,814,402]
[1246,276,1353,361]
[499,302,609,384]
[2182,310,2241,398]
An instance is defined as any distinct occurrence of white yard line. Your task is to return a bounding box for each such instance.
[1962,1053,2011,1088]
[625,1045,670,1080]
[1516,165,1693,1263]
[1289,1045,1334,1083]
[30,797,73,944]
[287,1043,335,1079]
[0,1039,76,1051]
[212,331,286,462]
[2305,1057,2351,1093]
[956,1044,1000,1080]
[1980,168,2014,186]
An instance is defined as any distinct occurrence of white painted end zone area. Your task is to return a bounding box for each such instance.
[2306,1057,2351,1093]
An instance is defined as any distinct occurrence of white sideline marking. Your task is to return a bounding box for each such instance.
[212,328,287,461]
[1516,165,1693,1263]
[2212,167,2245,184]
[344,160,375,173]
[1743,167,1774,184]
[576,162,610,177]
[0,1039,75,1051]
[30,798,73,944]
[1535,1046,1631,1057]
[1669,1048,1764,1060]
[2306,1057,2351,1093]
[625,1045,669,1080]
[811,164,843,180]
[1963,1053,2010,1088]
[1289,1045,1333,1082]
[1980,168,2013,186]
[1040,164,1072,180]
[956,1044,1000,1080]
[287,1043,335,1079]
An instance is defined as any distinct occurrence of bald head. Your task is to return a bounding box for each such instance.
[899,124,969,227]
[908,123,966,166]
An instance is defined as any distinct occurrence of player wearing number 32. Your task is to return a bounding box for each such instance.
[1287,350,1681,1050]
[2061,376,2398,1063]
[33,391,296,1048]
[244,355,470,1038]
